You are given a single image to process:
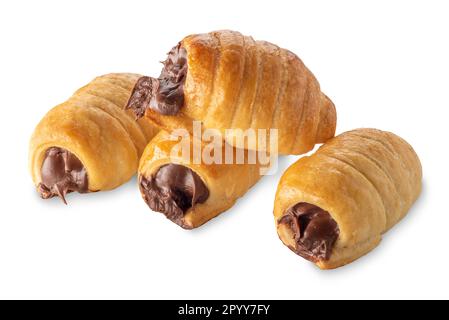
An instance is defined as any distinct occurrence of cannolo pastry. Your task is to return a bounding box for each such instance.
[29,73,159,203]
[126,30,336,155]
[274,128,422,269]
[138,130,264,229]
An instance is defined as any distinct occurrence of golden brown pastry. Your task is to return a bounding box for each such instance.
[274,128,422,269]
[138,131,264,229]
[29,73,158,203]
[126,30,336,155]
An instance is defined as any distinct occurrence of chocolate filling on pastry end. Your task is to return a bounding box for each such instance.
[126,43,187,117]
[37,147,89,204]
[278,202,340,262]
[139,164,209,229]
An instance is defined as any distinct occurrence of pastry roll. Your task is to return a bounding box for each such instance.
[29,73,158,203]
[126,30,336,155]
[274,128,422,269]
[138,131,263,229]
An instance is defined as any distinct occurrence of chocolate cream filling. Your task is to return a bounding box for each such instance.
[278,202,340,262]
[37,147,88,204]
[126,43,187,117]
[139,164,209,228]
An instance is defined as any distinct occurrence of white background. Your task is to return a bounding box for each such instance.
[0,0,447,299]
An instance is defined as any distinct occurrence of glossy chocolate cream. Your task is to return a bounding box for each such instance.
[126,43,187,117]
[37,147,88,204]
[139,164,209,228]
[278,202,339,262]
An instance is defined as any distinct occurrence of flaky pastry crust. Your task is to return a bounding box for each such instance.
[29,73,158,193]
[138,131,263,228]
[274,128,422,269]
[143,30,336,155]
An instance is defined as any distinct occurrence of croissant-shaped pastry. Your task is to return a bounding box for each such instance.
[273,128,422,269]
[138,131,263,229]
[126,30,336,155]
[29,73,158,203]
